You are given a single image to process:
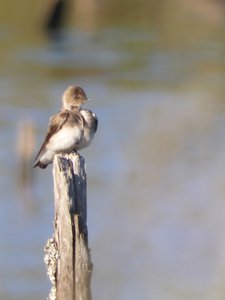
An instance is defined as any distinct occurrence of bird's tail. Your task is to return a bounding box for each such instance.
[33,160,47,169]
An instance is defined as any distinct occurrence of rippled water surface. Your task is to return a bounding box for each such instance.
[1,1,225,299]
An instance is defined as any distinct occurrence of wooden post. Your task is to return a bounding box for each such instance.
[44,152,93,300]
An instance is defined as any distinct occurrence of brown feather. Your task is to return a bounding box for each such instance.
[34,111,70,161]
[34,109,83,162]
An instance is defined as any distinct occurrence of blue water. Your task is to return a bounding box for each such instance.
[1,1,225,299]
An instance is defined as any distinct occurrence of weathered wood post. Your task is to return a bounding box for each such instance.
[44,152,93,300]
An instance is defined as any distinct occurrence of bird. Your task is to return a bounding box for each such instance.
[33,85,98,169]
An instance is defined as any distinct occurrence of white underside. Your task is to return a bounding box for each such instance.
[38,110,97,165]
[48,126,81,151]
[40,126,82,165]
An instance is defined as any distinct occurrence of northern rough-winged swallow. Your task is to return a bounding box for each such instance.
[33,85,98,169]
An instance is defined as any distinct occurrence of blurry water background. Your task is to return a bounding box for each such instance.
[0,0,225,299]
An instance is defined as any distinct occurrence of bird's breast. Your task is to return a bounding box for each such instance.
[47,125,83,152]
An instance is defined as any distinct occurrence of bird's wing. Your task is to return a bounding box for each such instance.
[81,109,98,133]
[93,113,98,133]
[34,111,70,161]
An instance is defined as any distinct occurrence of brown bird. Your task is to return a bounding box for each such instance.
[33,85,98,169]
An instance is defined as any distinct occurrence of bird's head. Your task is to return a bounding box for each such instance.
[62,85,88,110]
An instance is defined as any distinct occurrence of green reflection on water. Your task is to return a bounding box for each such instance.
[0,0,224,95]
